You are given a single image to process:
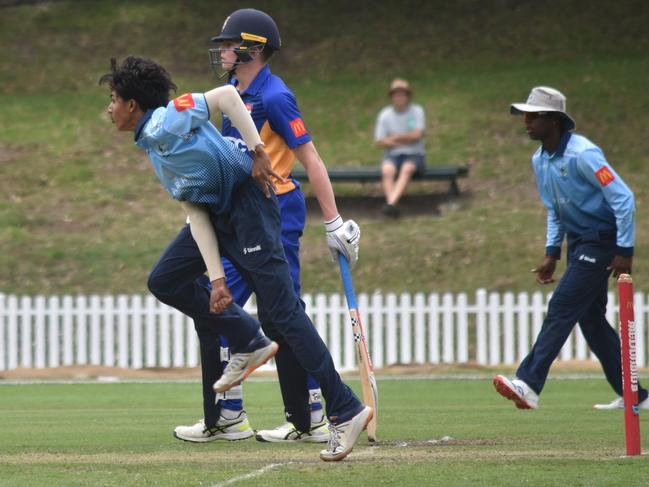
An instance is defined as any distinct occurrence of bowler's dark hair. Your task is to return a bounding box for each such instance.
[99,56,177,110]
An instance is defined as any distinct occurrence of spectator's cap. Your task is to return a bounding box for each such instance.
[388,78,412,96]
[511,86,575,130]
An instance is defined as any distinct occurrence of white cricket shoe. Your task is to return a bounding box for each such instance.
[319,406,373,462]
[213,339,278,394]
[493,375,539,410]
[173,411,254,442]
[256,418,329,443]
[593,396,649,410]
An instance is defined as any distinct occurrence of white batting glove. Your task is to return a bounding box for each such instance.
[325,215,360,268]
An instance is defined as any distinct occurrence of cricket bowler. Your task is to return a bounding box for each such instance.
[100,55,372,461]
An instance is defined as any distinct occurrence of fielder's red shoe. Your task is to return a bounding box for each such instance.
[493,375,539,409]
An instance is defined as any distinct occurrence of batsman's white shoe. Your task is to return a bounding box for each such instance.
[213,338,278,394]
[593,396,649,410]
[493,375,539,410]
[256,418,329,443]
[173,412,254,443]
[319,406,373,462]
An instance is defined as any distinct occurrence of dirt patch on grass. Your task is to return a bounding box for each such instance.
[0,365,206,380]
[0,143,29,165]
[0,442,619,466]
[304,191,468,220]
[1,361,627,381]
[375,438,498,447]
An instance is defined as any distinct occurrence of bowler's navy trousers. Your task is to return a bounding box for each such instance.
[219,187,322,433]
[148,179,363,427]
[517,233,648,402]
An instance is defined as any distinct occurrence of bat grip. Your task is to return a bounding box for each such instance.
[337,253,358,309]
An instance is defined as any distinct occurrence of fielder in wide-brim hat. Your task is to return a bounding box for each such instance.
[510,86,576,131]
[493,85,647,412]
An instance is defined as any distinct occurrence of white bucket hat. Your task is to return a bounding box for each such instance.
[511,86,576,130]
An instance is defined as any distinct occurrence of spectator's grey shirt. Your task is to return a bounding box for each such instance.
[374,103,426,157]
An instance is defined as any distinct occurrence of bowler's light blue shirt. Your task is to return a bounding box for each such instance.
[533,132,635,258]
[134,93,252,214]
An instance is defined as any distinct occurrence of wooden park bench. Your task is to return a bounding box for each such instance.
[291,164,469,197]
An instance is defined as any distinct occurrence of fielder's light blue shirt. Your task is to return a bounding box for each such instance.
[533,132,635,258]
[134,93,252,214]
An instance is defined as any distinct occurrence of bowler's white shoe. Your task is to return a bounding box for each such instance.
[213,340,278,393]
[493,375,539,410]
[594,396,649,410]
[256,418,329,443]
[319,406,373,462]
[173,411,253,442]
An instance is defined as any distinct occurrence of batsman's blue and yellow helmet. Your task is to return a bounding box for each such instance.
[212,8,281,51]
[208,9,281,78]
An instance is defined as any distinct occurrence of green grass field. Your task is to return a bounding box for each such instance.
[0,377,647,486]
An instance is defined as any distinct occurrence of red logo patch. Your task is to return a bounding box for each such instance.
[173,93,195,112]
[245,103,254,113]
[595,166,615,187]
[289,117,307,138]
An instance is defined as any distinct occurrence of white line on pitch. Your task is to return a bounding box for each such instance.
[210,462,295,487]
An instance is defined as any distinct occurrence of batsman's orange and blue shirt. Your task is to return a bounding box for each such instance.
[222,65,311,195]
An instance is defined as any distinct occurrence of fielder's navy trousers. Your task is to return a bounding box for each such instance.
[149,179,362,427]
[517,233,648,402]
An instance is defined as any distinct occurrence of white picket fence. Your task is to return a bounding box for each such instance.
[0,290,647,372]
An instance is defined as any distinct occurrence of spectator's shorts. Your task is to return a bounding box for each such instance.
[382,153,426,176]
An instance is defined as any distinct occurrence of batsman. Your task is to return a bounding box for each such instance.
[173,8,363,445]
[493,86,649,411]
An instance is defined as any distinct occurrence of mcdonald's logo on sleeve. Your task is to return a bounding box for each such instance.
[289,117,307,138]
[173,93,195,112]
[595,166,615,187]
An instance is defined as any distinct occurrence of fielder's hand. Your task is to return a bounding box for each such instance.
[531,255,557,285]
[325,215,360,268]
[251,144,286,198]
[608,255,632,278]
[210,277,233,314]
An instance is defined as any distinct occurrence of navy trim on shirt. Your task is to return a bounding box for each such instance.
[616,246,634,257]
[134,109,155,141]
[541,131,572,158]
[546,245,561,259]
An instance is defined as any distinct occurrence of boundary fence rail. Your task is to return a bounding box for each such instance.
[0,290,646,372]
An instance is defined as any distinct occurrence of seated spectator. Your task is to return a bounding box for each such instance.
[374,78,426,218]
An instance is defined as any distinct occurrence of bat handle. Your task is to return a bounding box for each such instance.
[337,253,358,309]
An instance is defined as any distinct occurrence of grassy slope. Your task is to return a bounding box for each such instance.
[1,0,649,294]
[0,379,647,486]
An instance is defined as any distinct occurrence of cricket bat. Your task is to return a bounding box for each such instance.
[337,253,378,442]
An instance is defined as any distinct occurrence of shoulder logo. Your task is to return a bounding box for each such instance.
[289,117,307,138]
[595,166,615,187]
[245,103,254,113]
[173,93,195,112]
